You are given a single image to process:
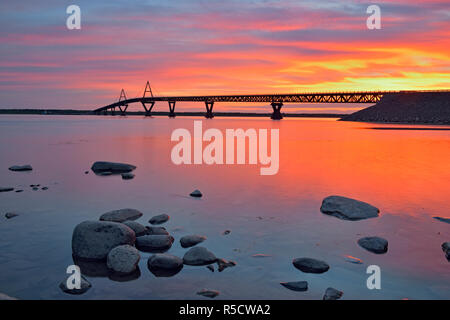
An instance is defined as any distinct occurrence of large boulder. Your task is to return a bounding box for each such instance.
[91,161,136,174]
[107,245,140,274]
[99,208,143,222]
[147,253,184,277]
[357,236,388,254]
[72,221,136,260]
[180,235,206,248]
[183,247,217,266]
[136,235,174,253]
[292,258,330,274]
[320,196,379,221]
[9,165,32,172]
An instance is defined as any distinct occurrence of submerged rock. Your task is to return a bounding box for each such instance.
[358,237,388,254]
[320,196,379,221]
[292,258,330,274]
[197,289,219,298]
[72,220,136,260]
[183,246,217,266]
[146,226,169,235]
[9,165,32,172]
[107,245,140,274]
[217,258,236,272]
[190,189,203,198]
[59,275,91,295]
[280,281,308,292]
[136,235,174,253]
[180,235,206,248]
[91,161,136,174]
[222,230,231,235]
[15,190,23,193]
[323,287,343,300]
[149,214,170,225]
[434,217,450,224]
[121,173,135,180]
[147,253,183,277]
[0,187,14,193]
[207,265,215,272]
[122,221,147,237]
[5,212,19,219]
[99,208,143,223]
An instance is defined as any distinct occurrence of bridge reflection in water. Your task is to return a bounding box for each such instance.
[93,81,433,119]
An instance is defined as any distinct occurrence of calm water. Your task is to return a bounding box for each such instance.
[0,115,449,300]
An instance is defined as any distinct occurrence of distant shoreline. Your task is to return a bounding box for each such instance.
[0,109,345,118]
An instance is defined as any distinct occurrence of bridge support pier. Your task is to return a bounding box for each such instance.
[271,102,283,120]
[142,101,155,116]
[168,101,176,118]
[205,101,214,118]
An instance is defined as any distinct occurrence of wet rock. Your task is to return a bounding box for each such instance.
[183,246,217,266]
[32,187,39,191]
[292,258,330,274]
[320,196,379,221]
[0,187,14,193]
[41,187,48,190]
[180,235,206,248]
[72,220,136,260]
[434,217,450,224]
[9,165,32,172]
[5,212,19,219]
[217,258,236,272]
[442,242,450,261]
[15,190,23,193]
[59,275,91,295]
[343,255,363,264]
[146,226,169,235]
[136,235,174,253]
[222,230,231,235]
[323,287,343,300]
[147,253,183,277]
[207,265,215,272]
[149,213,170,225]
[358,236,388,254]
[197,289,219,298]
[0,293,18,300]
[107,245,140,274]
[99,208,143,223]
[91,161,136,174]
[190,189,203,198]
[122,221,147,237]
[84,171,89,174]
[121,173,135,180]
[280,281,308,292]
[99,171,113,176]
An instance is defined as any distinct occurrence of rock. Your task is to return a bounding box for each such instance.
[41,187,48,190]
[59,275,91,295]
[190,189,202,198]
[84,171,89,174]
[323,287,343,300]
[146,226,169,235]
[343,255,363,264]
[197,289,219,298]
[252,254,272,258]
[91,161,136,174]
[5,212,19,219]
[292,258,330,274]
[136,235,174,253]
[99,171,113,176]
[180,235,206,248]
[434,217,450,224]
[32,187,39,191]
[0,292,18,300]
[280,281,308,292]
[72,220,136,260]
[320,196,379,221]
[121,173,135,180]
[122,221,147,237]
[358,236,388,254]
[99,208,143,222]
[147,253,183,277]
[149,213,170,225]
[442,242,450,261]
[222,230,231,235]
[15,190,23,193]
[9,165,32,172]
[0,187,14,192]
[217,258,236,272]
[183,246,217,266]
[207,265,215,272]
[107,245,140,274]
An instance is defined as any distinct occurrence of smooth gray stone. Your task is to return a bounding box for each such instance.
[59,275,91,295]
[5,212,19,219]
[9,165,32,172]
[190,189,203,198]
[280,281,308,292]
[323,287,343,300]
[434,217,450,224]
[121,173,135,180]
[91,161,136,173]
[197,289,219,298]
[292,258,330,274]
[147,253,183,277]
[122,221,147,236]
[136,235,174,253]
[0,187,14,192]
[72,221,136,260]
[149,214,170,225]
[320,195,379,221]
[107,245,140,274]
[217,258,236,272]
[358,236,388,254]
[146,226,169,235]
[183,246,217,266]
[99,208,143,223]
[180,235,206,248]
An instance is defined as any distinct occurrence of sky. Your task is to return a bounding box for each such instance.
[0,0,449,112]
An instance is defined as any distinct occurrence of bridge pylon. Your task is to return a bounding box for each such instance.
[118,89,128,116]
[142,81,155,116]
[205,101,214,118]
[270,102,283,120]
[168,101,176,118]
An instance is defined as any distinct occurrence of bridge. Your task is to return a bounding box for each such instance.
[93,82,433,119]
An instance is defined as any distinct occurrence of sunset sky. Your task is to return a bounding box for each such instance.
[0,0,449,112]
